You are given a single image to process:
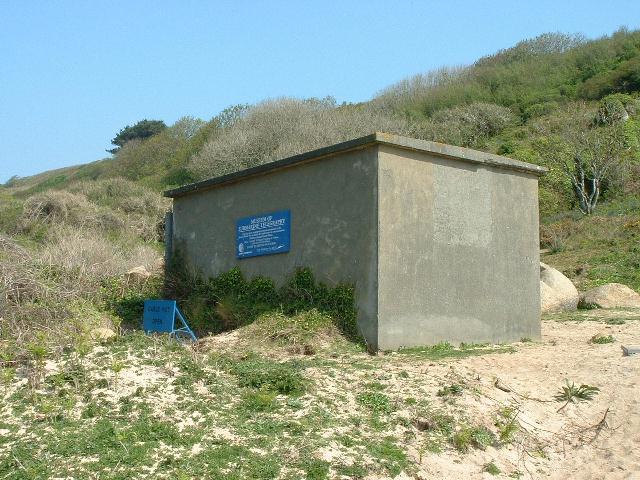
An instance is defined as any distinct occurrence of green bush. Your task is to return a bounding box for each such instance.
[101,275,163,328]
[229,356,307,396]
[166,264,359,340]
[590,334,615,344]
[357,391,393,414]
[452,425,496,452]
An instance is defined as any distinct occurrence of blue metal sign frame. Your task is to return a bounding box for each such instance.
[236,210,291,259]
[143,300,196,341]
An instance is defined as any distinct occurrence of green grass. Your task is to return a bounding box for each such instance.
[605,318,626,325]
[397,341,515,360]
[544,310,640,323]
[1,327,525,479]
[484,462,502,476]
[227,355,307,396]
[590,334,615,344]
[366,437,409,476]
[357,391,393,414]
[541,201,640,292]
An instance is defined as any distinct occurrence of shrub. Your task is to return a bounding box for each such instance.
[1,223,161,362]
[68,178,168,217]
[590,334,614,344]
[373,66,468,115]
[437,384,464,397]
[452,425,496,452]
[39,227,160,287]
[483,462,501,476]
[189,97,412,180]
[494,406,520,444]
[20,191,94,229]
[101,274,163,328]
[250,309,334,348]
[357,391,393,414]
[555,381,599,411]
[427,102,517,147]
[166,265,359,340]
[229,356,307,396]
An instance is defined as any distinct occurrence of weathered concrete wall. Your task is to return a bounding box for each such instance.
[169,134,543,350]
[172,147,380,346]
[377,145,540,349]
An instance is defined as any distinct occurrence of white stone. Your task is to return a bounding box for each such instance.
[540,262,579,313]
[581,283,640,309]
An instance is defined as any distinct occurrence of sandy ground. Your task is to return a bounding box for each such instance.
[2,313,638,479]
[403,316,640,479]
[200,314,640,479]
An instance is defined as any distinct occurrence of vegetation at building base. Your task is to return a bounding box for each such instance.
[539,196,640,292]
[165,262,359,342]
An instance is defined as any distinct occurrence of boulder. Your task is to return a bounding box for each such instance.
[90,327,116,343]
[125,265,151,282]
[540,262,579,313]
[580,283,640,309]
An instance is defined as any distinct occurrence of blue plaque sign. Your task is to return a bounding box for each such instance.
[143,300,178,333]
[237,210,291,259]
[143,300,197,341]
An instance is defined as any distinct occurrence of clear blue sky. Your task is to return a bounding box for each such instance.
[1,1,639,182]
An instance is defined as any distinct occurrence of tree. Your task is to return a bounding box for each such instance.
[108,119,167,154]
[427,102,516,148]
[564,125,627,214]
[3,175,20,187]
[534,103,630,214]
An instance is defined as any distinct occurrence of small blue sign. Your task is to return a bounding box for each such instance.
[143,300,178,333]
[143,300,197,341]
[237,210,291,259]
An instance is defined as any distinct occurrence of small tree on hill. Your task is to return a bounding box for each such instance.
[108,119,167,154]
[534,103,631,215]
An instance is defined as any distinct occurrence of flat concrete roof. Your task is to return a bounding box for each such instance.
[164,132,547,198]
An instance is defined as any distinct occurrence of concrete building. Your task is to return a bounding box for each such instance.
[164,133,546,350]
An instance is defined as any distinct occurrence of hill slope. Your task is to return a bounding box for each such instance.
[1,27,639,359]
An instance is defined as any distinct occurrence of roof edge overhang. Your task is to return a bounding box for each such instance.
[164,132,547,199]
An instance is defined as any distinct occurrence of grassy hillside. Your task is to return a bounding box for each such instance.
[1,25,640,480]
[1,27,640,362]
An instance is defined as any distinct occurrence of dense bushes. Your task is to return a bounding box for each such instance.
[0,180,164,364]
[0,226,162,362]
[166,264,359,341]
[189,97,412,180]
[10,185,166,244]
[422,102,517,148]
[375,29,640,120]
[68,178,168,217]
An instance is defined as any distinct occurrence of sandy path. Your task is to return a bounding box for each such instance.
[431,318,640,479]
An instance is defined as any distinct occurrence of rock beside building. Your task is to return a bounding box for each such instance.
[90,327,117,343]
[540,262,579,313]
[125,266,151,282]
[580,283,640,309]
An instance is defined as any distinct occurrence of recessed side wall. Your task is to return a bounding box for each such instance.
[171,147,380,347]
[377,145,540,349]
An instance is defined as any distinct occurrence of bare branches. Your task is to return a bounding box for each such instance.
[533,103,630,215]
